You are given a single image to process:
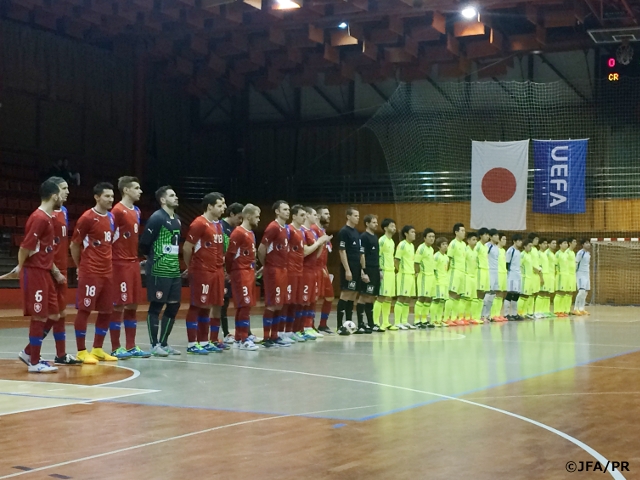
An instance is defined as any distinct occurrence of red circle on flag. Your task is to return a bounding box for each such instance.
[481,168,517,204]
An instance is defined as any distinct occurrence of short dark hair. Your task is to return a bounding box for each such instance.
[381,218,395,229]
[39,179,60,200]
[401,225,414,238]
[202,192,224,210]
[272,200,288,212]
[453,223,464,234]
[364,214,378,226]
[523,238,531,247]
[581,238,590,245]
[303,206,315,215]
[528,232,539,241]
[489,228,498,237]
[435,237,448,247]
[423,227,435,237]
[47,176,67,186]
[512,233,523,242]
[540,238,548,244]
[467,232,478,240]
[315,205,329,214]
[225,202,244,217]
[290,204,306,216]
[155,185,173,204]
[478,227,489,236]
[93,182,114,197]
[346,206,358,216]
[559,238,568,245]
[118,176,139,195]
[568,237,576,243]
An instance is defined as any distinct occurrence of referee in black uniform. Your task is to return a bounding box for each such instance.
[356,214,381,334]
[337,207,368,336]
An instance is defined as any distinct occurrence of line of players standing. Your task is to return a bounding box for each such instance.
[331,208,592,335]
[15,177,341,372]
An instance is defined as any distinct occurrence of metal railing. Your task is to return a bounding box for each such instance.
[174,166,640,204]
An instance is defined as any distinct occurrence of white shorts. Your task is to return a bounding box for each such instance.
[489,269,499,292]
[507,272,522,294]
[577,273,590,291]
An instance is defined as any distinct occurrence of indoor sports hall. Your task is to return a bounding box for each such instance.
[1,1,640,479]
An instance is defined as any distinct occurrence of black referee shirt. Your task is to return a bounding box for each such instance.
[338,225,363,266]
[360,232,379,269]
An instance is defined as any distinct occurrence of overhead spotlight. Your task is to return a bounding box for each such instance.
[338,22,348,29]
[273,0,300,10]
[461,5,477,19]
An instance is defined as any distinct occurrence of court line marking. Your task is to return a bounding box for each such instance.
[98,365,140,386]
[137,359,626,480]
[465,392,640,400]
[579,365,640,371]
[0,404,377,479]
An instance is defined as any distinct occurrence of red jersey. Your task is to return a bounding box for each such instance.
[112,202,141,262]
[186,215,224,272]
[287,225,304,275]
[311,224,331,268]
[21,208,55,270]
[52,207,69,271]
[71,208,114,276]
[302,226,319,269]
[226,226,256,272]
[261,220,289,268]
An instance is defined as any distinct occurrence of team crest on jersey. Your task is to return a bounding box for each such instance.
[366,285,375,294]
[123,232,131,239]
[156,291,163,299]
[348,281,356,289]
[303,294,308,302]
[243,250,249,256]
[205,241,213,248]
[93,240,101,247]
[121,293,128,302]
[45,246,53,253]
[201,295,207,304]
[83,298,91,307]
[244,296,250,304]
[53,236,60,245]
[34,303,42,313]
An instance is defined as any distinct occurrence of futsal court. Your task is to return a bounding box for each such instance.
[1,305,639,480]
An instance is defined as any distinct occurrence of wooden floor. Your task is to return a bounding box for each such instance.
[1,306,640,479]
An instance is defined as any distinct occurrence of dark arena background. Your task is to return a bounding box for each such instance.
[1,1,640,478]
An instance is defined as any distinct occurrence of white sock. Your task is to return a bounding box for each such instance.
[575,290,587,310]
[510,300,518,316]
[481,293,496,318]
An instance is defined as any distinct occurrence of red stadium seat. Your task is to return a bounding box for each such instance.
[19,199,31,211]
[3,215,16,227]
[7,198,20,211]
[16,216,27,228]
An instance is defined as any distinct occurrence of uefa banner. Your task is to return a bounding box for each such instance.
[533,139,588,214]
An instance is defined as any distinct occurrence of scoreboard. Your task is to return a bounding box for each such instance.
[603,46,640,81]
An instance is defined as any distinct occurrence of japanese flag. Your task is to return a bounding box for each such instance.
[471,140,529,231]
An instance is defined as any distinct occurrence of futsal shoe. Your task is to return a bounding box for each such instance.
[163,345,181,355]
[54,354,83,365]
[235,340,259,351]
[261,339,276,348]
[127,346,151,358]
[77,350,99,364]
[477,318,484,325]
[426,322,435,328]
[571,310,583,316]
[582,310,590,315]
[277,333,295,344]
[355,325,367,334]
[386,325,399,331]
[224,334,236,344]
[312,328,325,337]
[406,323,416,330]
[273,338,292,347]
[338,326,351,336]
[28,360,58,373]
[247,335,262,343]
[187,344,209,355]
[111,347,133,360]
[151,345,169,357]
[468,319,479,325]
[202,342,224,353]
[318,326,335,335]
[90,348,118,361]
[397,324,408,330]
[291,332,307,342]
[18,350,31,366]
[371,324,385,332]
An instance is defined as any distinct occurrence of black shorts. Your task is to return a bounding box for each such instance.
[340,263,362,292]
[360,267,380,296]
[146,275,182,304]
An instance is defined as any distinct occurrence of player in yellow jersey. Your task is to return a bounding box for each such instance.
[395,225,416,330]
[462,232,481,325]
[487,229,505,322]
[527,233,544,318]
[414,228,436,329]
[518,240,535,318]
[547,239,558,317]
[555,239,572,317]
[432,237,449,327]
[445,223,466,325]
[373,218,397,331]
[567,237,578,314]
[537,239,554,318]
[475,227,491,322]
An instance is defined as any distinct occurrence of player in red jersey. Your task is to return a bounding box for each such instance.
[312,206,335,335]
[225,204,261,351]
[15,180,61,372]
[257,200,290,348]
[109,176,150,359]
[301,207,332,339]
[70,182,118,364]
[18,177,82,367]
[279,205,306,345]
[182,192,227,355]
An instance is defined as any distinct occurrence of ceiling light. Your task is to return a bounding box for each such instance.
[273,0,300,10]
[338,22,348,29]
[461,5,477,19]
